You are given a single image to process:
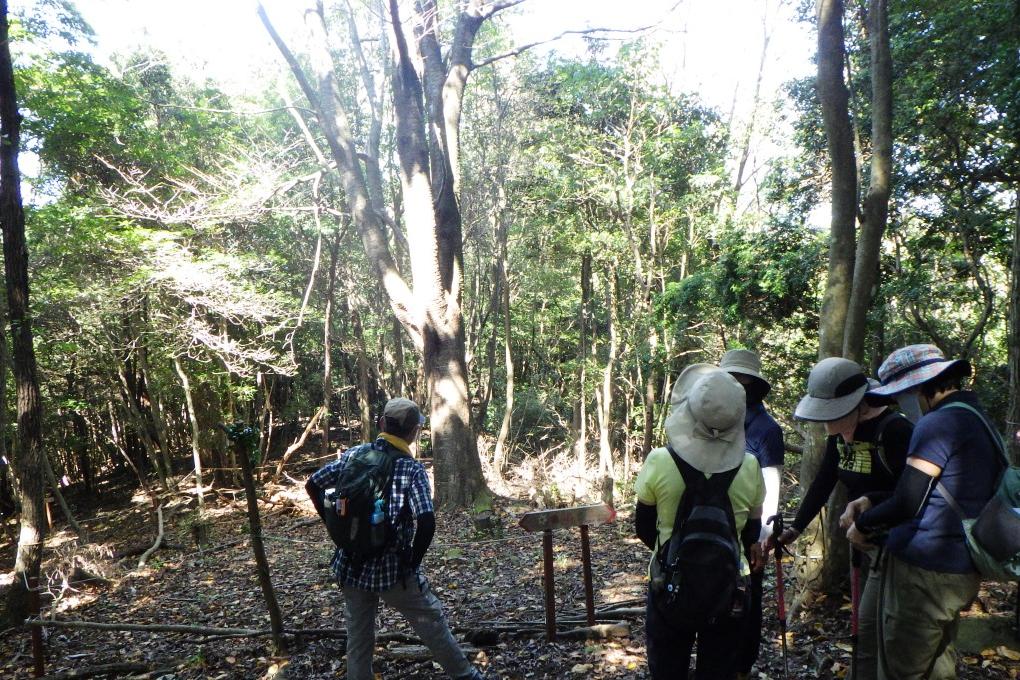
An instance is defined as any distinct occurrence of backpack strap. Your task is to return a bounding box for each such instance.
[932,401,1007,522]
[872,410,908,476]
[940,402,1009,467]
[665,445,741,537]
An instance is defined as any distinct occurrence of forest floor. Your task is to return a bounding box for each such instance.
[1,449,1019,679]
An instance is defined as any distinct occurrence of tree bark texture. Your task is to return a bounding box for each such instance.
[816,0,858,360]
[0,0,48,626]
[843,0,892,363]
[259,1,489,504]
[801,0,859,598]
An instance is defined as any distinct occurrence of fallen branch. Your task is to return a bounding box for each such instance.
[382,643,480,660]
[24,619,418,644]
[555,623,631,640]
[114,542,184,560]
[137,504,165,568]
[25,619,262,638]
[38,661,176,680]
[272,407,325,482]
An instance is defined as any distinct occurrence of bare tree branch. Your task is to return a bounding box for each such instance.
[471,20,669,70]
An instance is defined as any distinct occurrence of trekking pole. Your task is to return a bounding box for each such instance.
[768,514,790,680]
[850,549,862,680]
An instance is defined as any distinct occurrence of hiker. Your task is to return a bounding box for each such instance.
[719,349,784,680]
[770,357,913,680]
[635,364,766,680]
[844,345,1000,680]
[305,398,484,680]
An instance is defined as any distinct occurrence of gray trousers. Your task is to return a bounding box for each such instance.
[343,574,474,680]
[877,554,980,680]
[853,550,881,680]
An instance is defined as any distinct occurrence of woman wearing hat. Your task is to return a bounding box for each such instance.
[844,345,1002,680]
[718,349,784,679]
[635,364,766,680]
[773,357,913,680]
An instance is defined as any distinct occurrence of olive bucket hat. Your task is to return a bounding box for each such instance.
[664,364,747,474]
[719,348,771,398]
[867,344,971,396]
[794,357,869,422]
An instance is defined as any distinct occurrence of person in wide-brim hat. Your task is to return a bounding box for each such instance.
[776,356,914,680]
[847,345,996,679]
[719,348,772,401]
[664,364,748,474]
[866,343,971,397]
[718,349,784,679]
[635,364,765,680]
[794,357,870,422]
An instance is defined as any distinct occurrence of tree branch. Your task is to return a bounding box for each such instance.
[472,23,663,70]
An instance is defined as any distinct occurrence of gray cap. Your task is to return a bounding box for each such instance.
[719,349,771,397]
[794,357,869,422]
[383,398,425,434]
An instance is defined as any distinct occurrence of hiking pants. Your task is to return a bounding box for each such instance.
[646,588,741,680]
[852,549,881,680]
[735,567,764,673]
[877,554,980,680]
[343,574,475,680]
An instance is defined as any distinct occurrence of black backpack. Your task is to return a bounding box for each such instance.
[650,446,746,628]
[320,441,407,562]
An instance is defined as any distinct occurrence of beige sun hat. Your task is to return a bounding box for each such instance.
[719,348,771,398]
[664,364,747,474]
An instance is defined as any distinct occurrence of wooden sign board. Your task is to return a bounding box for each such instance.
[519,504,616,533]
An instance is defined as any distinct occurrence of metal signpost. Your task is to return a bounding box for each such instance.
[518,503,616,640]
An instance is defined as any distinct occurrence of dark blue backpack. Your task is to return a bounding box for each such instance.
[650,447,747,628]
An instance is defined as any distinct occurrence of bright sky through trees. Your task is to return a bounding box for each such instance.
[58,0,819,221]
[74,0,813,117]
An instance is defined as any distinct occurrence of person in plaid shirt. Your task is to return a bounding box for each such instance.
[306,397,484,680]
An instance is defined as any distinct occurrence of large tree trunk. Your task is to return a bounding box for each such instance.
[0,0,48,626]
[259,0,494,505]
[843,0,892,362]
[799,0,859,600]
[816,0,858,359]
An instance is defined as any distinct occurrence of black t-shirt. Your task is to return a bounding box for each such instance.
[792,411,913,533]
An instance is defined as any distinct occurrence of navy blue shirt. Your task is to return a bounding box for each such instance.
[886,392,1002,574]
[745,402,785,468]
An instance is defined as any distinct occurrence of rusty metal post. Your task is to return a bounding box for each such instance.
[579,524,596,626]
[27,575,44,677]
[542,528,556,640]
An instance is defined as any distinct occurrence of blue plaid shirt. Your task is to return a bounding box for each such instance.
[309,437,434,591]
